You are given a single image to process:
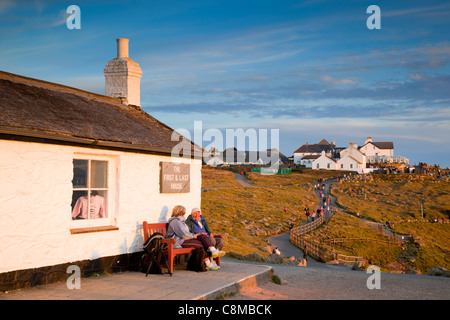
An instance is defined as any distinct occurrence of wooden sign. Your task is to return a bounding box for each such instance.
[160,162,190,193]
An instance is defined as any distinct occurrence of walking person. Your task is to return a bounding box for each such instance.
[289,222,294,233]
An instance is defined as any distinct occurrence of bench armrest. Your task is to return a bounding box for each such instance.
[161,238,176,245]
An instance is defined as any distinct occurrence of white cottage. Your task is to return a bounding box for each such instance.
[293,139,334,167]
[312,150,337,170]
[0,39,202,290]
[337,142,367,173]
[360,137,394,158]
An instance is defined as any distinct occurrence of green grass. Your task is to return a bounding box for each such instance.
[271,274,282,285]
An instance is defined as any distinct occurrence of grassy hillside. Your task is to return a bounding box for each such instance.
[331,173,450,273]
[201,167,344,256]
[201,167,450,274]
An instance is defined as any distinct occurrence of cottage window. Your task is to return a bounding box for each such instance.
[71,159,108,220]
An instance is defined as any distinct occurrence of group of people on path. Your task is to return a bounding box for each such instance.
[311,179,335,220]
[286,178,338,237]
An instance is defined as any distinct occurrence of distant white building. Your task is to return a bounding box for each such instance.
[205,148,288,167]
[339,142,367,173]
[360,137,408,164]
[360,137,393,158]
[312,150,337,170]
[203,147,225,167]
[337,155,364,173]
[293,139,335,167]
[312,142,367,173]
[310,137,408,174]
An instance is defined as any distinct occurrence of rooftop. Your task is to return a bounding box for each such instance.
[0,70,200,156]
[294,143,333,154]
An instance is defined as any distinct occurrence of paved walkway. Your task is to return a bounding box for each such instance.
[0,260,272,300]
[230,259,450,300]
[268,232,323,267]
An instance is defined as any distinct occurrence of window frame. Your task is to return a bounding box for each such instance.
[70,153,115,230]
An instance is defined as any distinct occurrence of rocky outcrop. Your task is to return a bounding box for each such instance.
[427,266,450,278]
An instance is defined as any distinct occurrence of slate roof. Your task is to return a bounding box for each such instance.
[0,71,200,156]
[300,155,320,160]
[317,139,330,145]
[360,141,394,150]
[293,143,333,154]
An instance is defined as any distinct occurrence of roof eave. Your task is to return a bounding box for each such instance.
[0,126,201,158]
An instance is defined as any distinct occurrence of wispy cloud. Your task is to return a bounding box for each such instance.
[139,22,315,73]
[320,75,358,86]
[383,3,450,17]
[0,1,68,34]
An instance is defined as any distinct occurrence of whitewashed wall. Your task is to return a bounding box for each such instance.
[0,140,201,273]
[312,154,337,170]
[337,156,363,174]
[361,143,393,157]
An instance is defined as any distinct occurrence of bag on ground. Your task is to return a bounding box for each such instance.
[187,247,208,272]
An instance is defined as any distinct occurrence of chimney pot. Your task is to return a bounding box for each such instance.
[105,38,142,106]
[117,38,129,58]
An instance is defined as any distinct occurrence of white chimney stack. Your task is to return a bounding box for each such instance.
[104,38,142,106]
[117,38,129,58]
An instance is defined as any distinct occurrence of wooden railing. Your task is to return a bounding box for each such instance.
[291,214,325,236]
[290,233,335,262]
[336,254,364,264]
[290,212,365,263]
[324,237,399,245]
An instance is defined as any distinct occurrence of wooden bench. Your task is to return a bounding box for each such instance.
[142,221,221,274]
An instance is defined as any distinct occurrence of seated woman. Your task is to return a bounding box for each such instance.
[167,205,225,271]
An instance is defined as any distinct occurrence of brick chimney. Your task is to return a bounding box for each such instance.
[104,38,142,106]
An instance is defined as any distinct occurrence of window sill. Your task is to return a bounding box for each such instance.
[70,225,119,235]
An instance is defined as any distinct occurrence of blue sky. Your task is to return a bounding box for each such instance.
[1,0,449,167]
